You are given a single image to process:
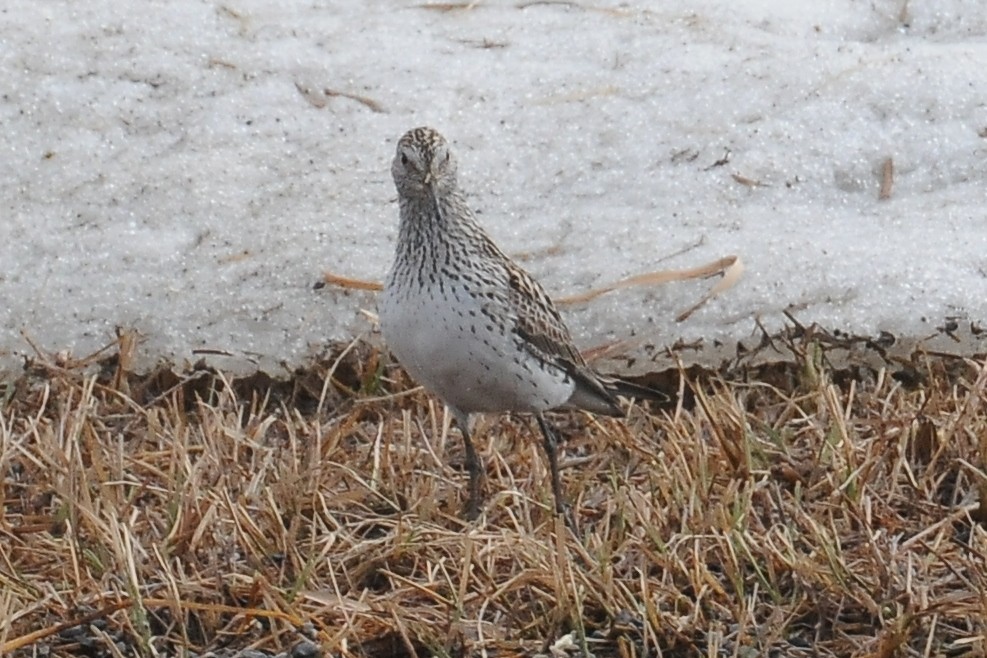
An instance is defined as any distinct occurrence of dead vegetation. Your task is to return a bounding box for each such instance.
[1,333,986,658]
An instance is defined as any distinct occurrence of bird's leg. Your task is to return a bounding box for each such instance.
[454,414,484,520]
[536,413,576,528]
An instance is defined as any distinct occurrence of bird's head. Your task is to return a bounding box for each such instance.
[392,126,458,197]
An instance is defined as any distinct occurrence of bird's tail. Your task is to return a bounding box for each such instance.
[564,366,670,418]
[603,376,671,406]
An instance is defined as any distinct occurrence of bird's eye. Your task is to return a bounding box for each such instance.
[400,153,409,166]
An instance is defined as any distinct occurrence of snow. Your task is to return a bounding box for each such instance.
[2,0,986,374]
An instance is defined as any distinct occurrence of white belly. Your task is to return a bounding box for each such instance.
[379,282,574,415]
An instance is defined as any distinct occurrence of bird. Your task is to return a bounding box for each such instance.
[378,126,666,521]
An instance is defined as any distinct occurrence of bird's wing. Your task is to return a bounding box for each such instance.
[504,261,586,369]
[504,263,626,416]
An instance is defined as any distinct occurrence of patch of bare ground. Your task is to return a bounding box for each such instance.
[1,329,986,657]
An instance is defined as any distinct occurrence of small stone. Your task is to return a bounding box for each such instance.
[291,639,322,658]
[235,650,273,658]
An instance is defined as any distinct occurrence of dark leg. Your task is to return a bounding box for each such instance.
[461,426,484,519]
[536,413,576,528]
[454,411,484,520]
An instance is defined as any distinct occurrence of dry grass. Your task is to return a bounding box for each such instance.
[2,335,986,657]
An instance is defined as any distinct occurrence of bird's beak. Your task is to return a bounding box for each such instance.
[423,171,433,186]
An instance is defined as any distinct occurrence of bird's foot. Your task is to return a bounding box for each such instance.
[557,500,579,533]
[462,473,485,521]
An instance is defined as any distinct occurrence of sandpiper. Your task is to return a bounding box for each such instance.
[379,127,664,520]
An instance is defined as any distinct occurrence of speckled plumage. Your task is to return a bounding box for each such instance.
[379,127,662,520]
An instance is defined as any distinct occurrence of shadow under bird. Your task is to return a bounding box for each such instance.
[379,126,666,521]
